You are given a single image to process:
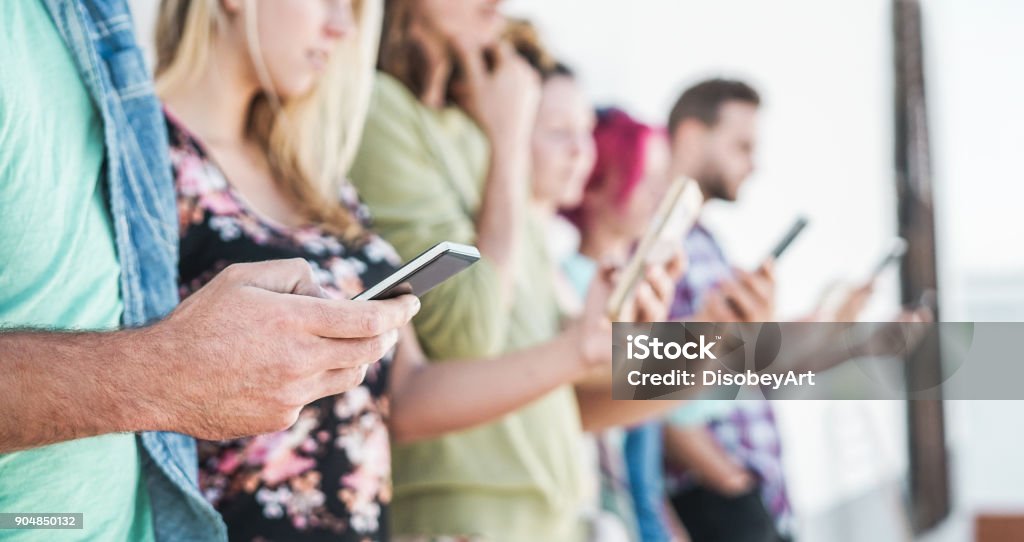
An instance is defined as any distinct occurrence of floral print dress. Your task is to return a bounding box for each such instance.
[168,111,401,542]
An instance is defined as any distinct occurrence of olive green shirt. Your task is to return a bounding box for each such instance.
[350,73,586,541]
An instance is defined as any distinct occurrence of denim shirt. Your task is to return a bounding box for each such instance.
[41,1,226,540]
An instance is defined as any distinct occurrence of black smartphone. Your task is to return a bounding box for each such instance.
[767,216,810,261]
[352,242,480,301]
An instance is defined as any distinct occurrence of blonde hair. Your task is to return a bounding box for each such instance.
[155,0,382,240]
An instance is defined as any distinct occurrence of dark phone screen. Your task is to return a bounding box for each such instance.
[366,253,477,300]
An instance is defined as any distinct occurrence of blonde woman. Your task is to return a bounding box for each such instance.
[155,1,674,540]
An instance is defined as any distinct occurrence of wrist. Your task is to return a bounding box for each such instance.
[568,318,609,374]
[105,324,177,434]
[488,130,530,170]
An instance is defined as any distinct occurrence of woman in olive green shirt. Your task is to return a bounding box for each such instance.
[349,2,684,540]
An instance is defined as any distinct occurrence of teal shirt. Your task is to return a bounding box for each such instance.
[0,2,154,540]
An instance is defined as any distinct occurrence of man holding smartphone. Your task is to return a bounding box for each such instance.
[0,2,417,540]
[626,79,795,542]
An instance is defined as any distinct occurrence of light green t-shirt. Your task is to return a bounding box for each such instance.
[350,73,586,542]
[0,2,154,540]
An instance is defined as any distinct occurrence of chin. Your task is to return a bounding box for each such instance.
[558,192,584,209]
[280,80,317,100]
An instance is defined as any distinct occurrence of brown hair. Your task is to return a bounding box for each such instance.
[505,18,573,81]
[667,78,760,135]
[377,0,434,98]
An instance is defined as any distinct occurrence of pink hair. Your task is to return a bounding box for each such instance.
[564,108,665,227]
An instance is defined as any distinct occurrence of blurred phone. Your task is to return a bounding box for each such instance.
[868,237,908,281]
[766,216,809,262]
[718,215,807,319]
[353,242,480,301]
[606,176,704,319]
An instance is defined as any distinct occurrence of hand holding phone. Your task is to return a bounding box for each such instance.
[765,215,809,263]
[606,177,703,319]
[813,238,908,321]
[353,242,480,301]
[713,216,807,321]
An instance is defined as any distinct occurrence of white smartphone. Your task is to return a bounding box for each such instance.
[352,241,480,301]
[606,176,704,319]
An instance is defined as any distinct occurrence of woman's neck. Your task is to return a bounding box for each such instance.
[530,195,557,219]
[578,215,630,263]
[162,39,258,146]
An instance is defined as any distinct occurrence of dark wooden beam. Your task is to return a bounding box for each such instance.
[892,0,952,533]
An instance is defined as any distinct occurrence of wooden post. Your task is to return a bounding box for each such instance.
[892,0,951,533]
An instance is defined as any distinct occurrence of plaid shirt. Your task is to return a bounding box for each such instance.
[666,223,793,534]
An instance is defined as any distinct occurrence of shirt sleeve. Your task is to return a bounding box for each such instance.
[348,76,510,361]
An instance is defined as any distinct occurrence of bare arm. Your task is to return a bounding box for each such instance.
[0,260,418,453]
[575,256,689,432]
[473,135,529,301]
[574,385,685,433]
[453,41,540,302]
[388,324,592,443]
[387,259,622,443]
[1,328,158,452]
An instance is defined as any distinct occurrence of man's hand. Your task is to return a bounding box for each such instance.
[703,260,776,322]
[812,280,875,322]
[144,259,420,440]
[0,259,420,452]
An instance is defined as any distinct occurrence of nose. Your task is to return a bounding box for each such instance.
[325,0,355,41]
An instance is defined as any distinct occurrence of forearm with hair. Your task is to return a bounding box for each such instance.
[0,328,166,452]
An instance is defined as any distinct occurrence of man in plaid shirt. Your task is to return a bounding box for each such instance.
[625,79,796,541]
[663,222,794,542]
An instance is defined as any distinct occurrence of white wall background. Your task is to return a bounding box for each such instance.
[503,0,1024,535]
[503,0,909,524]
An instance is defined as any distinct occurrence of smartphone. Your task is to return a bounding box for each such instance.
[868,238,908,281]
[352,242,480,301]
[766,215,809,261]
[606,176,704,319]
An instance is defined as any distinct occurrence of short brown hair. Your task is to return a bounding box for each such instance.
[667,79,760,135]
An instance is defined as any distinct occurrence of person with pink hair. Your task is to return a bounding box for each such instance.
[562,108,679,542]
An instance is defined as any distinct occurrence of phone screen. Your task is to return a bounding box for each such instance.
[370,253,477,300]
[353,243,480,301]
